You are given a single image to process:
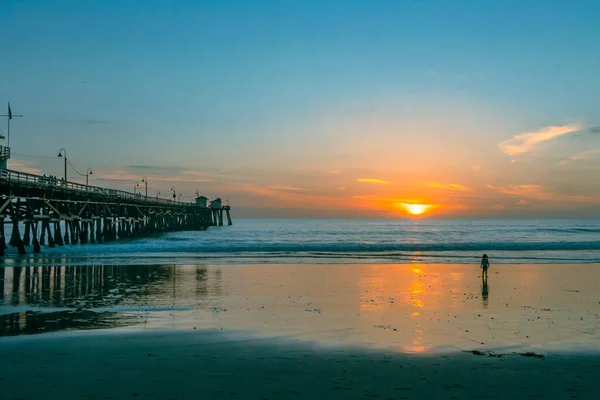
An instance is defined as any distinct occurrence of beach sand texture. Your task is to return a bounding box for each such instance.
[1,263,600,399]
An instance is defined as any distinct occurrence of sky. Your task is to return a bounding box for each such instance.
[1,0,600,218]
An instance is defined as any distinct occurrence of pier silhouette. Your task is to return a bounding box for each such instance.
[0,164,232,256]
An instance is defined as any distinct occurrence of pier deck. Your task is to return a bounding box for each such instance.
[0,169,232,256]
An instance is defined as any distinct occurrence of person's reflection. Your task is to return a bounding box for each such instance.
[481,276,489,308]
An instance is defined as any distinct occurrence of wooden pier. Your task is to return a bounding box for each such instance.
[0,168,232,256]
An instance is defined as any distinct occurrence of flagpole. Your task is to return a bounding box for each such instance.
[1,103,23,149]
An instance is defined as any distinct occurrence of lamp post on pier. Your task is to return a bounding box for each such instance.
[86,168,93,186]
[134,181,140,194]
[141,176,148,197]
[57,148,67,182]
[171,186,176,202]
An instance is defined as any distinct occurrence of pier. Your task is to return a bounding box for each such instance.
[0,163,232,256]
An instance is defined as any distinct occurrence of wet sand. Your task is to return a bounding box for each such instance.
[1,329,599,399]
[1,263,600,398]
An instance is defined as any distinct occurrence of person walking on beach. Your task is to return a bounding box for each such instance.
[481,254,490,279]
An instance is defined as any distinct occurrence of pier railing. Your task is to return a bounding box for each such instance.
[0,168,189,206]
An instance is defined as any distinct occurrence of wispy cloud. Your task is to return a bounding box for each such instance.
[498,123,584,155]
[486,184,556,200]
[589,126,600,133]
[83,119,112,125]
[356,178,391,185]
[558,148,600,165]
[268,185,306,191]
[95,167,214,185]
[425,182,470,191]
[9,159,43,175]
[238,184,351,209]
[486,184,594,203]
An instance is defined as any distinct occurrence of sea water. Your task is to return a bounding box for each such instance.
[2,218,600,266]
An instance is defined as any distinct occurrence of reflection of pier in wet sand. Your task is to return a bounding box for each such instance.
[0,264,222,336]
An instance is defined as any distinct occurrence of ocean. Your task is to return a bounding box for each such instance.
[2,218,600,265]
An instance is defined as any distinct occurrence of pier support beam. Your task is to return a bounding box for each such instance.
[0,218,5,256]
[10,220,26,255]
[54,222,64,246]
[32,222,41,254]
[23,221,31,246]
[64,221,70,245]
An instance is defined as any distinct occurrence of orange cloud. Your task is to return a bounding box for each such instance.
[356,178,391,184]
[498,123,583,155]
[558,148,600,165]
[425,182,470,191]
[239,184,353,209]
[486,184,556,200]
[268,185,306,191]
[486,184,594,203]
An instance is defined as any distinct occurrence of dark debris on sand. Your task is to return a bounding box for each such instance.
[465,350,545,359]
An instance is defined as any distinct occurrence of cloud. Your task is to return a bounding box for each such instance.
[425,182,470,191]
[238,184,352,209]
[486,184,594,203]
[95,167,214,185]
[268,185,306,191]
[589,126,600,133]
[486,184,555,200]
[128,165,155,170]
[83,119,112,125]
[127,165,186,174]
[558,148,600,165]
[498,123,584,155]
[8,159,43,175]
[356,178,391,185]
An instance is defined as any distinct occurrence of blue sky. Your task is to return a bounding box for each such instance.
[1,1,600,217]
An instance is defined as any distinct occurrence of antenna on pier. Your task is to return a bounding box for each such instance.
[0,103,22,169]
[0,102,23,147]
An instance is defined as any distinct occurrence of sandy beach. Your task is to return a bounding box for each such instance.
[2,263,600,399]
[1,329,599,399]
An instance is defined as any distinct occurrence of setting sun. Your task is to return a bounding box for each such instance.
[398,203,432,216]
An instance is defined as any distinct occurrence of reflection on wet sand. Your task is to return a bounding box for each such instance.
[2,263,599,354]
[482,276,489,308]
[0,264,221,336]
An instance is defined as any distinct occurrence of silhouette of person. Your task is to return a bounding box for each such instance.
[480,254,490,279]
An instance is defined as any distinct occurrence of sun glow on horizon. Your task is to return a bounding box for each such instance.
[398,203,433,216]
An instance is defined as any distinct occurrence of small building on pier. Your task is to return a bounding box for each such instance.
[195,196,209,208]
[210,198,222,209]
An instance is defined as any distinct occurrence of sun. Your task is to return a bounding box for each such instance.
[398,203,432,216]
